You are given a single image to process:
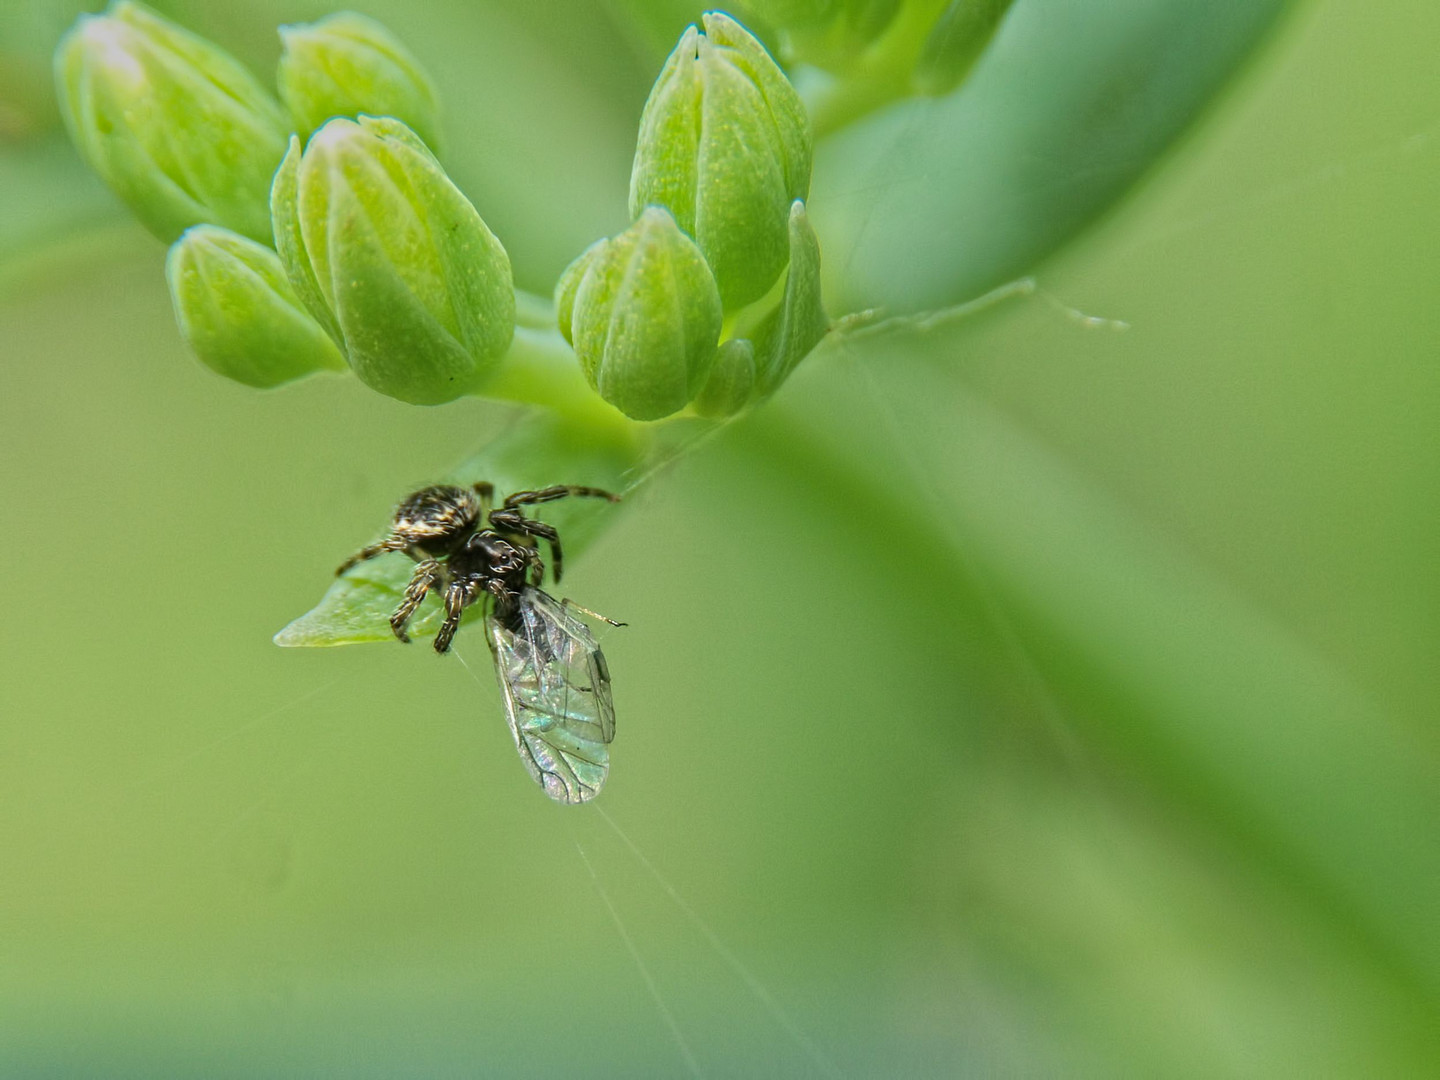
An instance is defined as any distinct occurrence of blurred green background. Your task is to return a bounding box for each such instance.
[2,1,1437,1076]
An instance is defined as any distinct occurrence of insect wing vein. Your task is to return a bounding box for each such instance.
[486,588,614,804]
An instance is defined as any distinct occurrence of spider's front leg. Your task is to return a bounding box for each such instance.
[519,542,546,588]
[390,559,441,643]
[501,485,619,510]
[491,486,618,584]
[434,578,480,654]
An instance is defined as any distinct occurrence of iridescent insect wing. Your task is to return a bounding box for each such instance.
[486,587,615,803]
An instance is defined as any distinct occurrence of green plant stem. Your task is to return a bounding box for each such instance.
[483,288,585,407]
[482,290,635,434]
[800,0,949,139]
[481,323,606,415]
[513,286,559,330]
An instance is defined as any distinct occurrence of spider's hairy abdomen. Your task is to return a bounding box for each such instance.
[391,484,483,543]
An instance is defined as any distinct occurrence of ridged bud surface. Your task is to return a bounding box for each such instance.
[559,207,723,421]
[278,12,443,152]
[270,117,515,405]
[55,1,290,243]
[167,225,347,388]
[630,13,811,310]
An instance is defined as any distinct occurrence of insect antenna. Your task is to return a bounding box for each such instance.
[560,597,626,627]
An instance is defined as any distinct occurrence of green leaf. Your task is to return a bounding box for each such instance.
[274,410,645,648]
[810,0,1292,314]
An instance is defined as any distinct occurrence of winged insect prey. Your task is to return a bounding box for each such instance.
[334,481,624,803]
[488,587,619,804]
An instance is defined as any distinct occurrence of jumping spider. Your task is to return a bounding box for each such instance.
[337,482,619,653]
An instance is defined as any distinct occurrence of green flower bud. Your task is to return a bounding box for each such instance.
[630,12,812,310]
[693,337,757,419]
[278,12,443,153]
[166,225,347,389]
[563,207,723,421]
[553,237,604,348]
[747,200,829,397]
[54,1,289,244]
[271,116,515,406]
[913,0,1016,96]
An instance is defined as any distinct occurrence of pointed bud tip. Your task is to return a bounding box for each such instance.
[568,207,723,421]
[271,114,513,405]
[55,1,288,243]
[630,12,811,311]
[304,115,361,152]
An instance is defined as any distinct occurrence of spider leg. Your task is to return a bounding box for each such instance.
[490,511,564,583]
[500,485,619,510]
[389,559,441,643]
[517,540,545,587]
[433,580,471,654]
[336,534,410,576]
[486,577,519,624]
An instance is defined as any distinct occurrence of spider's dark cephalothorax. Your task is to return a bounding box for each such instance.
[337,482,619,652]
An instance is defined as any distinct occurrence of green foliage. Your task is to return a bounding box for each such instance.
[20,3,1434,1076]
[41,0,1303,656]
[811,0,1291,312]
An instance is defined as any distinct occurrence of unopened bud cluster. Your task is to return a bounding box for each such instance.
[56,1,508,402]
[557,208,722,421]
[56,1,289,244]
[558,11,827,421]
[630,12,812,310]
[58,4,832,421]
